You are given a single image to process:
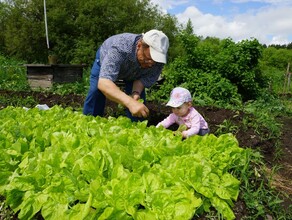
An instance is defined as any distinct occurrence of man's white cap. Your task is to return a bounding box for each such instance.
[142,29,169,64]
[166,87,192,107]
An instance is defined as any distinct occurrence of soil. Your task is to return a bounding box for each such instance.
[0,90,291,219]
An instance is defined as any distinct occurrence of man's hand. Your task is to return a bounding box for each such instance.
[128,99,149,118]
[98,78,149,118]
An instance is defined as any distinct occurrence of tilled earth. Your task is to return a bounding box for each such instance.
[0,90,291,219]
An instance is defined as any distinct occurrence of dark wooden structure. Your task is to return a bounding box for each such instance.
[25,64,86,89]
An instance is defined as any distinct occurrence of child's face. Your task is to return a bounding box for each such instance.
[171,102,191,117]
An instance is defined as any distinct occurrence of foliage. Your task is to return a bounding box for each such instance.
[214,39,267,101]
[151,32,266,105]
[261,47,292,70]
[259,46,292,95]
[236,149,289,219]
[215,119,239,136]
[154,60,241,106]
[0,54,30,91]
[259,65,287,94]
[0,94,36,107]
[0,106,248,220]
[0,52,291,219]
[0,0,179,64]
[243,92,289,139]
[1,0,46,63]
[50,66,91,96]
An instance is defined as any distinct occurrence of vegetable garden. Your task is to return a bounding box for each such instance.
[0,0,292,217]
[0,105,246,220]
[0,62,291,219]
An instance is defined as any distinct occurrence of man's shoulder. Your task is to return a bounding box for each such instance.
[101,33,141,53]
[107,33,141,43]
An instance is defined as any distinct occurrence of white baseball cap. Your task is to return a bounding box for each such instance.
[166,87,192,107]
[142,29,169,64]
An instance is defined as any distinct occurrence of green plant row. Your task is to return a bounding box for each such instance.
[0,106,248,220]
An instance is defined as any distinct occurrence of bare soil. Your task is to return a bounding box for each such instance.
[0,90,291,219]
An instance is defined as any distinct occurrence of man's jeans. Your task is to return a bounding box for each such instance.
[83,49,145,122]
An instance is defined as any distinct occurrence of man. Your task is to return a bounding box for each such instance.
[83,29,169,121]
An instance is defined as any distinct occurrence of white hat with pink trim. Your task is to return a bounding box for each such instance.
[166,87,192,107]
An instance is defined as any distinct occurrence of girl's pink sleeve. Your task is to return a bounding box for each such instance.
[156,113,177,128]
[182,125,200,137]
[182,112,201,137]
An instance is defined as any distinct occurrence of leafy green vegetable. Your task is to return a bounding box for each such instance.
[173,124,188,137]
[0,106,247,220]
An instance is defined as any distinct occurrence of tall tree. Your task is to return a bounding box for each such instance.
[0,0,179,64]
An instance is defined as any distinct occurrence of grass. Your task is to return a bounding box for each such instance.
[214,119,239,135]
[0,94,37,108]
[236,149,290,220]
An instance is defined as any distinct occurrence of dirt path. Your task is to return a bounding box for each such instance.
[271,117,292,196]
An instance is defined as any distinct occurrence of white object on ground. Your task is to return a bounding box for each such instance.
[35,104,50,110]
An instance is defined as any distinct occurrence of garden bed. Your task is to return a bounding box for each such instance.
[0,90,291,219]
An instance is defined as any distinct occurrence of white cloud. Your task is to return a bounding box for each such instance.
[233,6,292,44]
[150,0,189,13]
[151,0,292,45]
[230,0,291,4]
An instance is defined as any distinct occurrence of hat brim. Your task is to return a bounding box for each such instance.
[166,100,183,108]
[149,47,167,64]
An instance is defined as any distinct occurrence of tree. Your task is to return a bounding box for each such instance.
[0,0,179,64]
[184,19,194,35]
[0,2,9,53]
[261,47,292,70]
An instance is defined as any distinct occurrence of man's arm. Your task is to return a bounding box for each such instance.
[131,80,144,100]
[98,78,149,118]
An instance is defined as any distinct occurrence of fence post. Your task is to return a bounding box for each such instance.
[283,63,290,94]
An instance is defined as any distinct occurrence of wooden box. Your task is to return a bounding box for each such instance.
[25,64,86,89]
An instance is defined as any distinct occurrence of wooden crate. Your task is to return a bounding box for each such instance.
[25,64,86,89]
[27,74,53,89]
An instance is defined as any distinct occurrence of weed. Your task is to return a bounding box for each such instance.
[273,140,284,161]
[215,119,239,135]
[237,149,290,219]
[0,95,37,108]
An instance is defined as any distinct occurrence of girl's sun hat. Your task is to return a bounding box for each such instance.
[166,87,192,107]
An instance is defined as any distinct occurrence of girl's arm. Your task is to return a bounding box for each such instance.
[182,114,201,138]
[156,113,177,128]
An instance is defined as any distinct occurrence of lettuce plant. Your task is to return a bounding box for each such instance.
[0,106,247,220]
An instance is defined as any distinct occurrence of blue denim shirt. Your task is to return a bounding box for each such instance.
[99,33,164,88]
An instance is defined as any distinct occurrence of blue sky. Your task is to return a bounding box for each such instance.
[150,0,292,45]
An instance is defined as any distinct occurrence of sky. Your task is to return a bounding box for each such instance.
[150,0,292,45]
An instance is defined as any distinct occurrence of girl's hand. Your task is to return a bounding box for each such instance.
[177,124,187,132]
[173,125,188,138]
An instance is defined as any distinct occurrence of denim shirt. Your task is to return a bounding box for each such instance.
[98,33,164,88]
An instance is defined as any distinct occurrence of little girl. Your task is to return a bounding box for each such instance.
[156,87,209,138]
